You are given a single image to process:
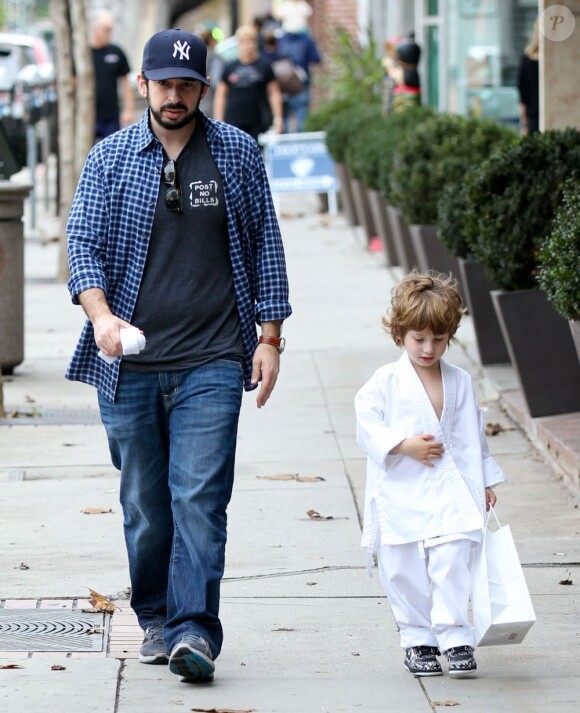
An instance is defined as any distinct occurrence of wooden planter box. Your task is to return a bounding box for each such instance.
[491,288,580,417]
[458,258,510,365]
[335,163,357,227]
[350,179,377,247]
[367,189,398,266]
[385,204,418,273]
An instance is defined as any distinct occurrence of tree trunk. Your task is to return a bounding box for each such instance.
[50,0,94,282]
[70,0,94,179]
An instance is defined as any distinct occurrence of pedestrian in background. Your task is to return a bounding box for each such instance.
[354,271,506,678]
[66,28,291,684]
[277,20,321,132]
[198,27,224,117]
[517,18,539,135]
[214,25,283,140]
[89,9,134,140]
[272,0,313,34]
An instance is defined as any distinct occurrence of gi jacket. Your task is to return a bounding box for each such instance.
[355,352,507,548]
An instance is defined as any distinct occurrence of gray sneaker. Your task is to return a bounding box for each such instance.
[168,635,215,682]
[139,623,169,664]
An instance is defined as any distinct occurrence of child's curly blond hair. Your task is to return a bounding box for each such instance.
[383,271,466,347]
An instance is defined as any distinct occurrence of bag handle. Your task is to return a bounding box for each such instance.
[484,504,502,529]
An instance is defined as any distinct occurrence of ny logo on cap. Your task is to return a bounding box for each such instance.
[173,40,190,61]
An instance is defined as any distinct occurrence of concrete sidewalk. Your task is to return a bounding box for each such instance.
[0,189,579,713]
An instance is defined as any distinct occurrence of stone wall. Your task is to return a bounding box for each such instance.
[540,0,580,129]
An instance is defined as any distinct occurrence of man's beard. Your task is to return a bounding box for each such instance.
[148,98,200,130]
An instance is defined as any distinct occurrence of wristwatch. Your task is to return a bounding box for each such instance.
[258,335,286,354]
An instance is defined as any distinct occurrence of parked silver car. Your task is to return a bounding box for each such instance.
[0,32,55,165]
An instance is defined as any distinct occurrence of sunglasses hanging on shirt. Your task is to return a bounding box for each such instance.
[162,159,183,213]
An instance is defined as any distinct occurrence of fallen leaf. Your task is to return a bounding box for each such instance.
[485,422,514,436]
[559,576,573,585]
[257,473,299,481]
[191,709,257,713]
[81,507,113,515]
[553,552,566,556]
[0,664,23,669]
[24,395,36,404]
[14,562,30,570]
[87,588,120,613]
[351,652,360,656]
[306,581,317,586]
[272,627,295,632]
[51,665,66,671]
[257,473,325,483]
[433,702,460,707]
[84,626,105,635]
[307,509,333,520]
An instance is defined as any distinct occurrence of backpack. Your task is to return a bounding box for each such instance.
[271,58,307,96]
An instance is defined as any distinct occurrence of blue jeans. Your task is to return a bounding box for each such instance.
[283,87,311,133]
[97,359,244,658]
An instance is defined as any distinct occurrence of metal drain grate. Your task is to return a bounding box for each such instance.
[0,408,102,426]
[0,609,106,652]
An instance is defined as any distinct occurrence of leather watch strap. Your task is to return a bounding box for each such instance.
[258,335,286,354]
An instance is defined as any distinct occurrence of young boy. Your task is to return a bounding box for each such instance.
[354,271,507,677]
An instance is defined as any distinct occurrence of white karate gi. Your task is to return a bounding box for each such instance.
[355,351,507,650]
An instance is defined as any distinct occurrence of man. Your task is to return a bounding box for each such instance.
[66,28,291,683]
[90,10,134,140]
[277,24,321,132]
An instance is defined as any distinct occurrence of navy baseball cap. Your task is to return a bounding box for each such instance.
[141,28,209,85]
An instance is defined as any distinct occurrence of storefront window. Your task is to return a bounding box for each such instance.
[427,0,439,15]
[444,0,536,126]
[426,25,440,109]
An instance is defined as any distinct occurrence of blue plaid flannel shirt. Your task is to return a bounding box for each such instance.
[66,111,291,402]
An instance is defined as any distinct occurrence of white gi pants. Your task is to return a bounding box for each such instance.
[377,538,475,652]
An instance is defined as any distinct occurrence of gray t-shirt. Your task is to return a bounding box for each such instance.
[123,119,243,370]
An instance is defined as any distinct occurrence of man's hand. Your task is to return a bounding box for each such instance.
[392,434,444,467]
[485,487,497,511]
[93,314,135,357]
[78,288,134,358]
[251,343,280,408]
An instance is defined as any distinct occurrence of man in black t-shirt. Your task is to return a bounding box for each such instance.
[213,25,283,140]
[90,10,134,140]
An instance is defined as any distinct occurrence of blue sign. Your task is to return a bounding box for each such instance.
[264,132,338,194]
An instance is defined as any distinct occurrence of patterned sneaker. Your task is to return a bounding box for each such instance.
[404,646,443,676]
[445,646,477,676]
[169,635,215,683]
[139,623,169,665]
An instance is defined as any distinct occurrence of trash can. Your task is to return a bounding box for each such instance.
[0,120,22,180]
[0,182,32,375]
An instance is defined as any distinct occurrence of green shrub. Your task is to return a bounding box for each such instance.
[343,112,389,188]
[538,181,580,321]
[436,122,516,258]
[436,182,472,258]
[324,28,384,105]
[376,105,436,204]
[463,128,580,291]
[390,114,516,225]
[303,95,359,132]
[325,102,382,165]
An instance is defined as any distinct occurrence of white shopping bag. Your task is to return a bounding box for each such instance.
[470,507,536,646]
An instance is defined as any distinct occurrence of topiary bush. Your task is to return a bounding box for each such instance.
[343,111,389,188]
[463,128,580,291]
[324,102,383,165]
[390,113,516,226]
[436,182,472,258]
[538,181,580,321]
[375,105,436,204]
[303,95,359,132]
